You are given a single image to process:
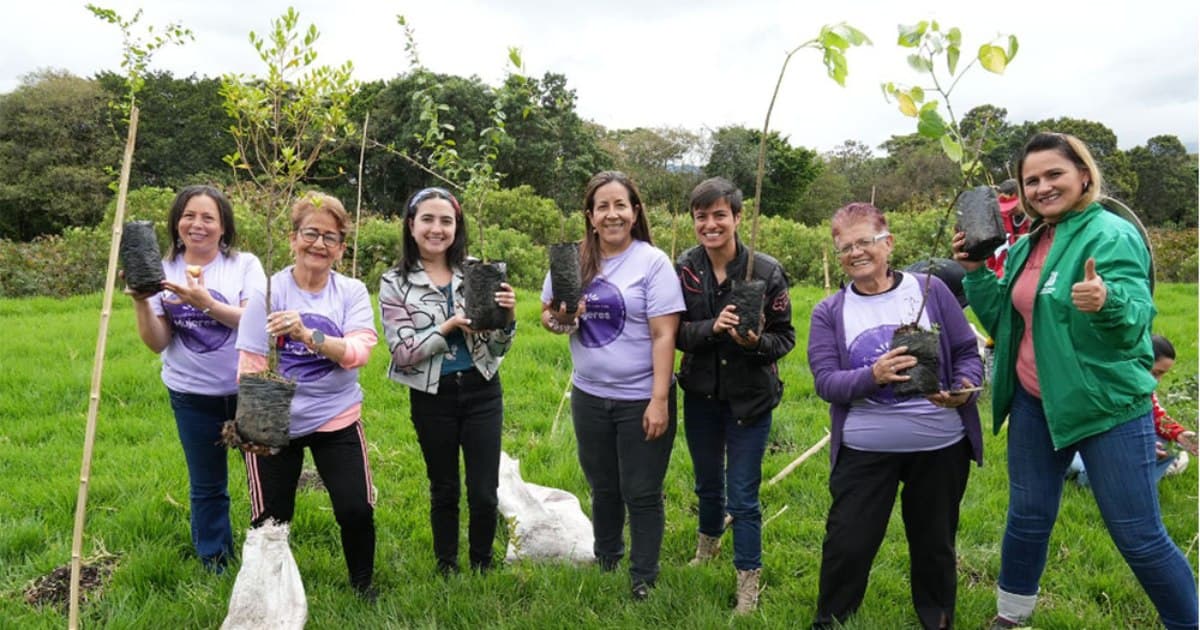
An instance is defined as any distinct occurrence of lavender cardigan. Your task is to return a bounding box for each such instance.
[807,272,984,468]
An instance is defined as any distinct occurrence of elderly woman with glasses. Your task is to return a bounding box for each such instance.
[379,187,517,576]
[235,192,380,600]
[807,202,984,630]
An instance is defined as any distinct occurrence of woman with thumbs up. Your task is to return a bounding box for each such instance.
[952,132,1197,630]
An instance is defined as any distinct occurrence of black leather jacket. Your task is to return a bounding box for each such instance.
[675,241,795,424]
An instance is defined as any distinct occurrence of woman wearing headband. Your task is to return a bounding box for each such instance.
[379,187,517,575]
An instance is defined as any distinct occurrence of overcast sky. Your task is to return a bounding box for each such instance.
[5,0,1198,155]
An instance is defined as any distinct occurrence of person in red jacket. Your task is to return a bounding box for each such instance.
[984,179,1030,277]
[1066,334,1198,486]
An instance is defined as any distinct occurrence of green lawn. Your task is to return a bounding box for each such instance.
[0,284,1196,628]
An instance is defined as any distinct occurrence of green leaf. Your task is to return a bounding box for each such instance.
[947,27,962,47]
[907,54,932,73]
[1007,34,1019,61]
[508,47,523,69]
[897,22,924,47]
[940,135,963,162]
[978,44,1008,73]
[838,24,872,46]
[947,45,960,75]
[909,86,924,102]
[824,49,848,86]
[896,93,918,117]
[917,107,947,139]
[821,30,849,51]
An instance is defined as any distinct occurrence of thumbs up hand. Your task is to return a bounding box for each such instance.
[1071,257,1108,312]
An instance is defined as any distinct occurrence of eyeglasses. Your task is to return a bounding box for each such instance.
[834,232,890,256]
[298,228,344,246]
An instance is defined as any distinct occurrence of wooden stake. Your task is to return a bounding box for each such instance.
[70,104,139,630]
[822,249,831,296]
[550,381,572,434]
[352,112,369,279]
[767,432,830,486]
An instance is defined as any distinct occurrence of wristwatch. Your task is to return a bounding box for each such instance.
[310,329,326,351]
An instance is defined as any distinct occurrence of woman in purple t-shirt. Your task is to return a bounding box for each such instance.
[541,171,685,601]
[807,202,983,629]
[126,185,265,572]
[236,193,379,600]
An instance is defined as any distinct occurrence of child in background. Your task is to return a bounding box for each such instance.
[1067,334,1198,487]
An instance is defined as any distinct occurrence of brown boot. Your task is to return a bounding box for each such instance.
[688,532,721,566]
[734,568,761,614]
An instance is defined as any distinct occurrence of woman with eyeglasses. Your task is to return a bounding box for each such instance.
[379,187,516,576]
[954,132,1197,630]
[235,192,380,600]
[125,185,265,573]
[807,202,983,629]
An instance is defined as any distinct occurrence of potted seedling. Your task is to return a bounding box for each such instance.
[881,20,1017,395]
[220,8,357,449]
[737,23,871,336]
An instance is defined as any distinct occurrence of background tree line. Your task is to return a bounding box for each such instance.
[0,67,1195,245]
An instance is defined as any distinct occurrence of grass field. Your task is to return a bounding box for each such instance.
[0,284,1196,629]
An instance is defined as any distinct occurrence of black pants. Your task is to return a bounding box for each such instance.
[410,369,503,571]
[815,439,971,630]
[571,385,676,585]
[245,422,376,590]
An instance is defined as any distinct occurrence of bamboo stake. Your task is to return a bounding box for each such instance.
[822,249,831,296]
[352,112,369,279]
[550,381,572,434]
[70,104,139,630]
[767,432,830,486]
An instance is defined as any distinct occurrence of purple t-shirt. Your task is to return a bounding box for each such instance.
[840,273,963,452]
[541,240,684,400]
[150,252,265,396]
[237,267,375,437]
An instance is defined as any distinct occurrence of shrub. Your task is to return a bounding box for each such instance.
[1149,227,1198,283]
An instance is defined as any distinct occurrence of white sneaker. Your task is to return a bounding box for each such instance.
[1166,451,1189,476]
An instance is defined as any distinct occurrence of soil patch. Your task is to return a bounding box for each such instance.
[24,554,118,612]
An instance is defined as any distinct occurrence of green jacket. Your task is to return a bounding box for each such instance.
[964,202,1156,449]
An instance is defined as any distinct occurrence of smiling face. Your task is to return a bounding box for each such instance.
[834,220,893,288]
[1021,149,1091,223]
[588,180,637,254]
[409,198,458,263]
[693,200,740,256]
[177,194,224,258]
[290,209,345,276]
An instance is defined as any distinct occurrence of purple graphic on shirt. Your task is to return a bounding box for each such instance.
[163,290,232,353]
[578,278,625,348]
[278,313,341,382]
[847,323,906,403]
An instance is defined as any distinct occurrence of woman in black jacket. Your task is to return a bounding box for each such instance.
[675,177,795,614]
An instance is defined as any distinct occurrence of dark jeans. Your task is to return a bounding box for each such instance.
[683,393,771,570]
[245,422,376,589]
[571,385,676,585]
[410,369,503,571]
[1001,385,1198,630]
[816,439,971,630]
[167,389,237,569]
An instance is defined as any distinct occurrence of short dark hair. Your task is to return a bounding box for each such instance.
[167,185,237,260]
[997,179,1018,196]
[1151,334,1175,361]
[689,177,743,215]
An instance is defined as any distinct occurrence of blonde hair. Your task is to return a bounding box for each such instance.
[290,192,350,238]
[1016,132,1104,220]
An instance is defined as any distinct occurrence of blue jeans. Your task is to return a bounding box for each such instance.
[1001,385,1198,630]
[571,385,676,586]
[683,393,771,570]
[167,389,237,569]
[1067,450,1175,488]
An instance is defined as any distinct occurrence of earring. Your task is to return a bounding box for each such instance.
[1082,180,1091,192]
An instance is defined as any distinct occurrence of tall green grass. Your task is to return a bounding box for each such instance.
[0,285,1196,628]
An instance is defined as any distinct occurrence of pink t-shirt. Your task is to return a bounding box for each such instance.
[1012,226,1055,398]
[150,252,265,396]
[541,240,684,400]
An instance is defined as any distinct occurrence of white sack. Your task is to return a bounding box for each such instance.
[221,520,307,630]
[497,451,594,563]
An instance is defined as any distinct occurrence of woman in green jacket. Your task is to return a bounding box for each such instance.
[953,132,1197,630]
